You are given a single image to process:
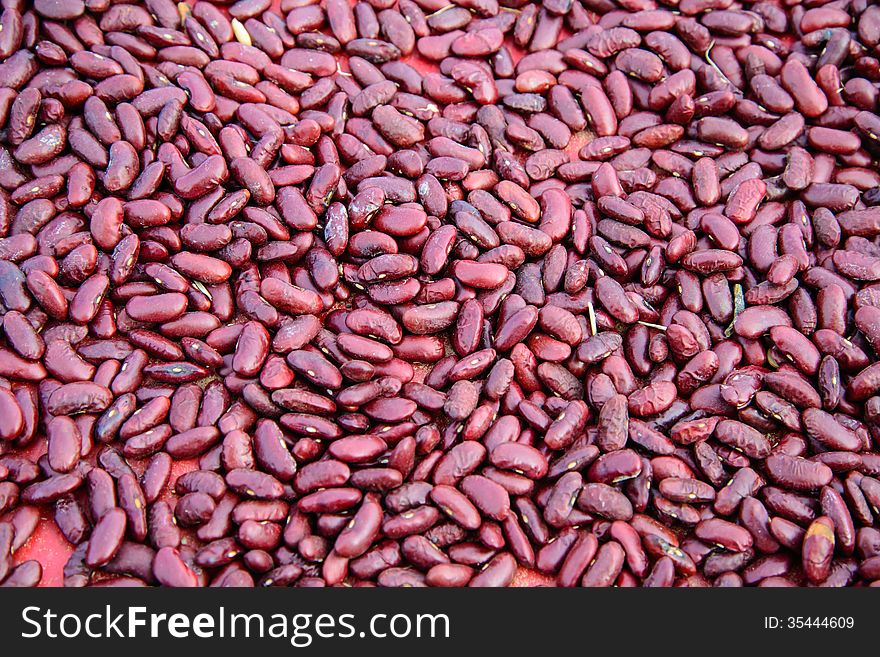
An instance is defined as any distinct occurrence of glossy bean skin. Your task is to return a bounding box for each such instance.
[85,508,127,568]
[803,516,836,584]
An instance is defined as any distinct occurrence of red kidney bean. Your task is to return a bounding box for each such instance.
[430,485,481,531]
[581,541,625,587]
[85,507,127,568]
[802,408,862,452]
[489,442,548,480]
[152,547,199,587]
[802,516,836,584]
[460,475,510,522]
[46,417,81,474]
[765,454,833,492]
[577,483,633,521]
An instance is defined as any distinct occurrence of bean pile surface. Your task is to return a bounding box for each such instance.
[2,0,880,588]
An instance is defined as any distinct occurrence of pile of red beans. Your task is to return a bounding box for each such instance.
[1,0,880,588]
